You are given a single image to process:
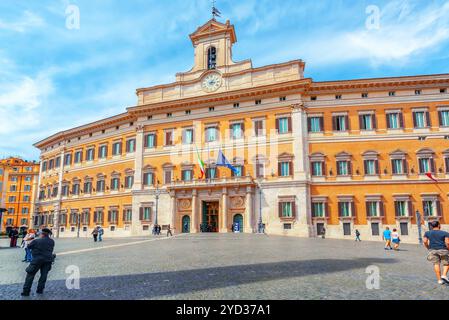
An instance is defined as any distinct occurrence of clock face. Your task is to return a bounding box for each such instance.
[202,73,222,92]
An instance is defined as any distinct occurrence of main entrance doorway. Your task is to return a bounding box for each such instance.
[201,201,219,232]
[182,215,190,233]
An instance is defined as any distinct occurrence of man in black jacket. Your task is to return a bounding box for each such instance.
[21,228,55,297]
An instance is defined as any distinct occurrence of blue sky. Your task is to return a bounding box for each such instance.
[1,0,449,160]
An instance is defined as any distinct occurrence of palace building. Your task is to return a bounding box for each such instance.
[0,157,39,233]
[33,19,449,242]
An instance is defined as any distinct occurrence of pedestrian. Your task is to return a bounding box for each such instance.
[167,224,173,237]
[98,226,104,242]
[21,228,56,297]
[91,227,99,242]
[20,228,28,247]
[321,227,326,239]
[423,221,449,285]
[355,229,361,242]
[391,228,401,251]
[157,224,161,235]
[22,230,36,263]
[383,227,392,250]
[9,227,19,248]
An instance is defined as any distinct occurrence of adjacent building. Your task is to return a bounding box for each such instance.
[0,157,39,233]
[33,19,449,242]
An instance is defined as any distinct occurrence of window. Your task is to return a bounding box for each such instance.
[332,115,348,132]
[335,95,342,100]
[255,100,262,105]
[422,198,441,217]
[42,161,48,171]
[94,210,104,224]
[445,155,449,173]
[364,159,379,175]
[83,181,92,194]
[253,119,265,137]
[389,91,396,97]
[231,166,244,177]
[64,153,72,166]
[111,177,120,191]
[167,113,172,118]
[336,161,351,176]
[205,126,218,142]
[123,209,133,223]
[230,123,244,140]
[61,185,69,197]
[343,223,351,236]
[438,110,449,127]
[362,93,368,98]
[185,110,191,115]
[55,157,61,168]
[74,150,83,163]
[206,167,218,179]
[278,161,292,177]
[312,202,326,218]
[72,183,80,195]
[311,161,324,177]
[112,142,122,155]
[394,201,409,217]
[143,172,154,186]
[311,96,317,101]
[371,223,380,236]
[48,159,54,170]
[308,116,323,133]
[209,107,215,112]
[418,157,435,174]
[145,133,157,148]
[386,111,403,129]
[24,176,32,182]
[164,170,172,184]
[338,202,352,217]
[96,180,105,193]
[23,195,30,202]
[359,113,376,131]
[207,46,216,70]
[24,185,31,192]
[400,223,409,236]
[279,96,286,101]
[183,128,194,144]
[279,201,295,218]
[233,103,240,108]
[10,185,17,192]
[98,145,108,159]
[415,90,421,95]
[86,148,95,161]
[441,88,447,94]
[108,210,119,223]
[391,159,407,174]
[413,110,430,128]
[125,176,134,189]
[276,116,291,134]
[9,196,16,202]
[140,207,152,221]
[164,130,174,146]
[366,201,379,217]
[182,170,193,182]
[423,200,434,216]
[20,218,28,226]
[255,162,264,178]
[126,139,136,153]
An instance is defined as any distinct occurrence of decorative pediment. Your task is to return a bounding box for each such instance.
[335,151,352,160]
[417,148,435,156]
[189,19,236,44]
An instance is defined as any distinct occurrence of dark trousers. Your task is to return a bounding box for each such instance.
[167,230,172,237]
[10,237,18,247]
[23,261,52,294]
[93,234,98,242]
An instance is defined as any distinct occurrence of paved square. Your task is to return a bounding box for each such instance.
[0,234,448,300]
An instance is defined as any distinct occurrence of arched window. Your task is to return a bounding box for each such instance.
[207,46,217,70]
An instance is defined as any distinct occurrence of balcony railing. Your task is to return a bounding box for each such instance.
[168,175,255,189]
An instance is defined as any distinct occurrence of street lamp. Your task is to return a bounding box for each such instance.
[0,208,6,234]
[154,180,160,226]
[416,210,423,246]
[77,211,81,238]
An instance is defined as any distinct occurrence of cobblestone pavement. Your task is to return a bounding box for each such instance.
[0,233,448,300]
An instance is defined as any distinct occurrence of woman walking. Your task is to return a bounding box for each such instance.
[391,228,401,251]
[22,230,35,262]
[91,227,99,242]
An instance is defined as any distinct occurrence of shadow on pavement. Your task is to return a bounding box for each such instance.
[1,257,398,300]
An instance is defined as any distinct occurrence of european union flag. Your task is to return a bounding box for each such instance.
[216,150,238,174]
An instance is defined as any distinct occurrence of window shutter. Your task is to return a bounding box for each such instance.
[375,160,380,174]
[153,134,157,147]
[445,158,449,173]
[319,117,324,132]
[278,162,282,176]
[372,114,377,129]
[118,143,122,155]
[365,202,370,217]
[348,161,352,175]
[322,162,326,177]
[292,202,296,218]
[275,119,280,133]
[325,202,329,218]
[438,111,443,126]
[399,112,404,128]
[391,160,396,174]
[412,112,417,128]
[407,201,413,217]
[359,115,364,130]
[437,201,442,217]
[425,111,431,127]
[144,135,148,148]
[345,115,350,130]
[289,161,293,176]
[332,116,337,131]
[338,202,342,217]
[241,122,245,137]
[403,159,408,174]
[430,159,435,173]
[122,210,126,221]
[363,160,368,175]
[278,202,283,217]
[379,201,384,217]
[287,117,292,133]
[386,114,391,129]
[307,118,312,132]
[139,207,143,221]
[418,159,424,174]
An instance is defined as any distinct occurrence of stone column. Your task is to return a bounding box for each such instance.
[244,186,254,233]
[191,189,198,233]
[221,187,228,233]
[133,125,145,191]
[54,149,65,237]
[291,103,309,180]
[171,191,177,233]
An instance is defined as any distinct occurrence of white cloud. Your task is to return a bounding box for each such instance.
[0,10,44,32]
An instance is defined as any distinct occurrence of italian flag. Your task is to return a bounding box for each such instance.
[195,145,205,179]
